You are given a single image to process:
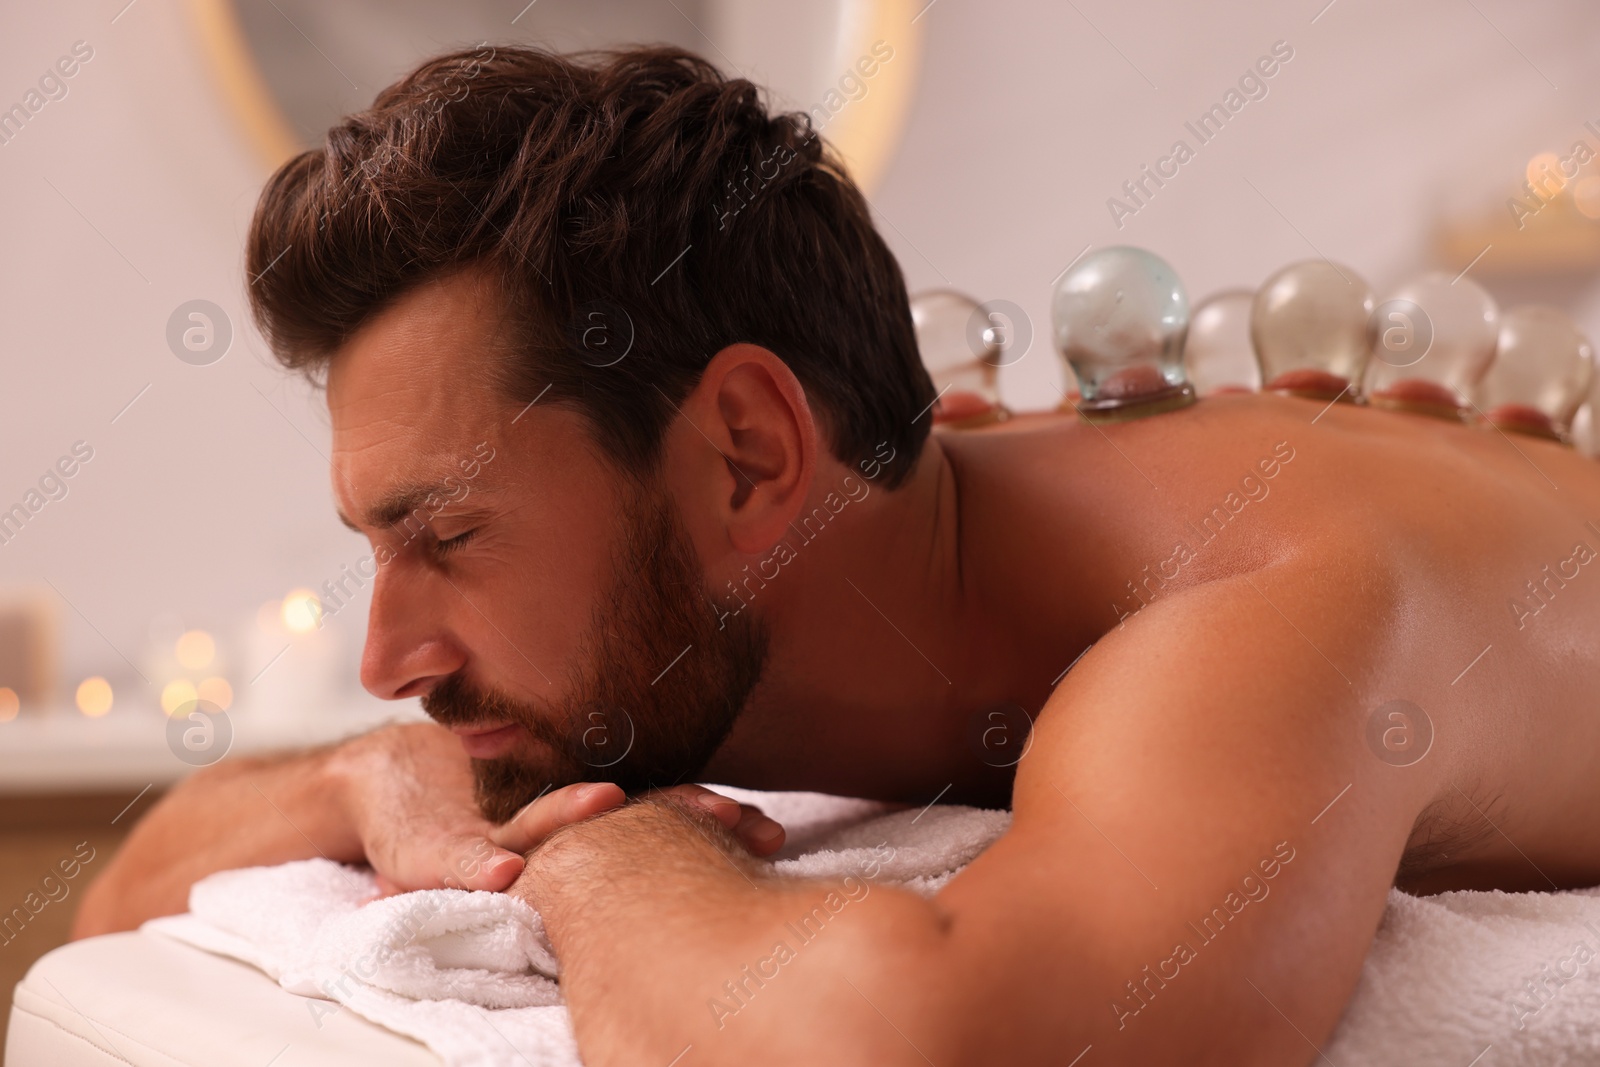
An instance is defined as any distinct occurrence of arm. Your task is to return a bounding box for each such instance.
[74,741,357,938]
[514,791,960,1067]
[512,572,1439,1066]
[72,722,624,937]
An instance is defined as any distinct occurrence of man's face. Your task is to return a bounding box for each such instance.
[327,269,768,821]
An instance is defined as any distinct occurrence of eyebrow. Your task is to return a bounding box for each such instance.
[337,482,469,534]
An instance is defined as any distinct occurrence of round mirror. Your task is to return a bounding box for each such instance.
[192,0,923,193]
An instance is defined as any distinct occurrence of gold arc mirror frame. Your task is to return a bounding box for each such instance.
[186,0,923,194]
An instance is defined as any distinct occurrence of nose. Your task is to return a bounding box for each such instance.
[359,565,466,701]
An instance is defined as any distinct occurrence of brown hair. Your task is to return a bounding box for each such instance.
[245,45,932,488]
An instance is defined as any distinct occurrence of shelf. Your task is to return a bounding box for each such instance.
[0,699,427,794]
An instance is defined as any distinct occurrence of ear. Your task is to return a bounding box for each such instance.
[665,343,817,556]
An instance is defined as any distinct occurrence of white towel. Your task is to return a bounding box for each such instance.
[146,788,1600,1066]
[146,789,1005,1067]
[1329,885,1600,1065]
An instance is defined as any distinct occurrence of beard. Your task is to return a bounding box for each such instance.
[423,474,770,822]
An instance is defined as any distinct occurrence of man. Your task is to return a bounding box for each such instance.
[74,45,1600,1066]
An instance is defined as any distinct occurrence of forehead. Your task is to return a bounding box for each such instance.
[329,269,512,437]
[326,269,518,514]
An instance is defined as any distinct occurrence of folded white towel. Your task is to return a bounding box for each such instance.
[146,788,1600,1066]
[147,789,1007,1067]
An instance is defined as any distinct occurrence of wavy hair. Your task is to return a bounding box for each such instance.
[245,45,932,488]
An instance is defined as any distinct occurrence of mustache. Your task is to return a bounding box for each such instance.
[423,673,616,769]
[421,673,529,728]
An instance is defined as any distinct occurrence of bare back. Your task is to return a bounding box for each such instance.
[947,392,1600,893]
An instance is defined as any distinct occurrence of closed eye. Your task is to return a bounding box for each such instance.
[435,529,478,557]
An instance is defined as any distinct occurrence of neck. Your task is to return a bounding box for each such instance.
[701,432,1035,806]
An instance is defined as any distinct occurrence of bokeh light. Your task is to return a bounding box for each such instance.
[0,688,18,722]
[1527,152,1566,195]
[281,589,322,634]
[175,629,215,670]
[161,679,199,716]
[76,677,113,717]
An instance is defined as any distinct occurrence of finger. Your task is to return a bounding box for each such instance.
[371,873,403,899]
[438,835,525,891]
[489,782,626,854]
[733,803,786,856]
[658,784,744,829]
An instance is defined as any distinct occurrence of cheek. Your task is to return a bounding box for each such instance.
[470,462,632,696]
[464,538,601,696]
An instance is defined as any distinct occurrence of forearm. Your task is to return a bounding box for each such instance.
[73,743,357,937]
[515,797,966,1067]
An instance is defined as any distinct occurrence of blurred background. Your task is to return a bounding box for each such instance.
[4,0,1600,1033]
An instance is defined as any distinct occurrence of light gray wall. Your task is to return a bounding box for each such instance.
[1,1,375,711]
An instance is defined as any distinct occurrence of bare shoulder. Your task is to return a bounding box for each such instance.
[937,569,1443,1065]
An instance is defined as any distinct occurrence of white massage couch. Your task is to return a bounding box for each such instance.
[8,931,441,1066]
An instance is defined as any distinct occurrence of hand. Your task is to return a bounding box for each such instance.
[508,786,787,917]
[631,784,787,857]
[505,784,786,882]
[329,722,626,896]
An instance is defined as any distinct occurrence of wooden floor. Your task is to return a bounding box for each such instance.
[0,789,161,1051]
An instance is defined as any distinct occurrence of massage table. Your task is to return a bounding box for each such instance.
[7,931,441,1066]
